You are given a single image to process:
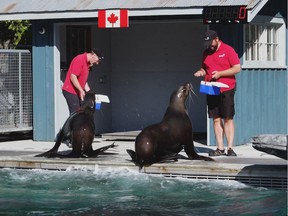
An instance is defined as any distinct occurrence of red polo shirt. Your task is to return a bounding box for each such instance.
[202,41,240,92]
[62,53,90,95]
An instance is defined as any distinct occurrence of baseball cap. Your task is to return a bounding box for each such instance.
[92,48,104,61]
[203,30,218,47]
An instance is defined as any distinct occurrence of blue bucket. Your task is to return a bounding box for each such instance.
[95,102,101,110]
[200,82,220,95]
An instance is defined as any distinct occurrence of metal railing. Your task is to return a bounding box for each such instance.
[0,50,32,132]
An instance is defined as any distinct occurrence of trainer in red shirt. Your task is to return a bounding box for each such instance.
[194,30,241,157]
[201,40,240,92]
[62,53,90,95]
[62,49,103,114]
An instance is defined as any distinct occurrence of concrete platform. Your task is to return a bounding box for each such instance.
[0,133,287,190]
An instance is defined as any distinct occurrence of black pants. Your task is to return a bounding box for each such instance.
[62,90,81,114]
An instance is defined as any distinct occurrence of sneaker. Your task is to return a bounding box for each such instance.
[227,148,237,156]
[209,148,225,156]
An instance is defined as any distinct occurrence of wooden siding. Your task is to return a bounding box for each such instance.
[209,69,287,146]
[235,69,287,144]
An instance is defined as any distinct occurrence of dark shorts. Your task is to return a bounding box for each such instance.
[62,90,81,114]
[207,89,235,119]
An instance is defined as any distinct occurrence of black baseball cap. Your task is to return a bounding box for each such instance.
[92,48,104,61]
[203,30,218,46]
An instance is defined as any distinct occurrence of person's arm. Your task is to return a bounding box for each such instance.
[195,53,207,77]
[84,83,90,92]
[70,74,85,100]
[194,68,206,77]
[211,64,241,80]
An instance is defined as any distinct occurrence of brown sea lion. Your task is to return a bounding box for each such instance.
[127,83,213,169]
[35,90,115,158]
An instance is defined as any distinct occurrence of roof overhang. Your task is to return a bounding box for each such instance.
[0,0,268,22]
[0,8,204,21]
[247,0,269,22]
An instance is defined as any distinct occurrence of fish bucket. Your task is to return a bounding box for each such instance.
[199,81,220,95]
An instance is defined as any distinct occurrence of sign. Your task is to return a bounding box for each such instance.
[98,10,129,28]
[203,6,247,24]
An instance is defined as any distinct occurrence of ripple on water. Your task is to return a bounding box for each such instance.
[0,168,286,216]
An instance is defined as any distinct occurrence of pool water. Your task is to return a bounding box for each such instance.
[0,167,287,216]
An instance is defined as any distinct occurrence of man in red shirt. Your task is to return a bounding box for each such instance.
[62,49,103,114]
[194,30,241,156]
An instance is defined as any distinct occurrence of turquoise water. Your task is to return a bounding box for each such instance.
[0,168,287,216]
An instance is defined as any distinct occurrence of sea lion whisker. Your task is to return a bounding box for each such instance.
[189,88,197,97]
[187,94,194,105]
[186,89,197,105]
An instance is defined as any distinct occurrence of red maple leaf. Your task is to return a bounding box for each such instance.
[107,13,118,27]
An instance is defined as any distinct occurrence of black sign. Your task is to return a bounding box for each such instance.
[203,6,248,24]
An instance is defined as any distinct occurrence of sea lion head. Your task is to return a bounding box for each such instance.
[170,83,193,105]
[81,90,96,111]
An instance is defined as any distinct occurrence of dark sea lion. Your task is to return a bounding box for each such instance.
[36,91,115,158]
[127,83,213,169]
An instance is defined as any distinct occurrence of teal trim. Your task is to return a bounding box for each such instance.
[32,21,55,141]
[286,15,288,135]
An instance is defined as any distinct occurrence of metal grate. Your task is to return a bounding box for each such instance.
[149,173,288,190]
[0,50,32,132]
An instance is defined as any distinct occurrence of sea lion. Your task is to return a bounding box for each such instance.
[36,90,115,158]
[127,83,213,169]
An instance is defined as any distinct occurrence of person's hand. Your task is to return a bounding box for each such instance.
[79,89,85,101]
[194,70,206,77]
[212,71,221,80]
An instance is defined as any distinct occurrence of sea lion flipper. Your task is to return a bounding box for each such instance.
[35,151,60,158]
[152,153,180,164]
[126,149,144,168]
[88,142,116,157]
[126,149,136,160]
[188,154,214,161]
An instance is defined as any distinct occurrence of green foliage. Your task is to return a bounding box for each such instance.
[0,20,31,49]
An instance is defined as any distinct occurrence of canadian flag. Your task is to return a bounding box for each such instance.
[98,10,129,28]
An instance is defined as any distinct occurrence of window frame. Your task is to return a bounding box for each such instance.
[242,15,286,69]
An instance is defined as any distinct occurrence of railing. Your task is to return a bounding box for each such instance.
[0,50,32,132]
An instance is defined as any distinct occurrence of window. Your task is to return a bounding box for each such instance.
[243,16,286,68]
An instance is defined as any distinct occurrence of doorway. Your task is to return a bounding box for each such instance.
[66,26,91,64]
